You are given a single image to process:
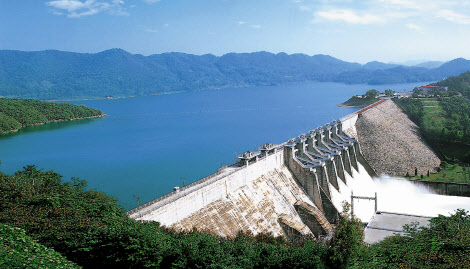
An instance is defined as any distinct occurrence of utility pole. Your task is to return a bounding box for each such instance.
[464,165,467,182]
[133,195,142,207]
[351,191,378,218]
[180,177,186,187]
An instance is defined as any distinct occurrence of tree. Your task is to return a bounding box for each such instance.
[355,209,470,268]
[384,89,395,97]
[412,87,423,98]
[326,202,366,269]
[365,89,380,98]
[0,166,330,268]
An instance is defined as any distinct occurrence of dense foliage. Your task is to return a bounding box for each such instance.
[0,166,468,268]
[0,166,328,268]
[394,96,470,163]
[326,203,366,269]
[1,50,470,100]
[355,209,470,268]
[365,89,380,98]
[0,223,80,268]
[436,71,470,98]
[0,98,103,133]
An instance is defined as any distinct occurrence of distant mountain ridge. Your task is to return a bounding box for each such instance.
[0,49,469,100]
[413,61,444,69]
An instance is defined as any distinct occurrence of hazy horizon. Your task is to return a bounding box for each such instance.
[2,1,470,64]
[0,47,455,66]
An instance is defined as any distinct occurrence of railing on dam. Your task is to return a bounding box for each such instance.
[126,100,389,219]
[126,161,242,217]
[126,146,285,218]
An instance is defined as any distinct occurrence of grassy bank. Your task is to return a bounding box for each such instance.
[406,162,470,183]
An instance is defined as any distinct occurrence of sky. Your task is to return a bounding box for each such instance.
[1,0,470,63]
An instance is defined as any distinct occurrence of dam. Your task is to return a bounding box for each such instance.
[127,99,443,242]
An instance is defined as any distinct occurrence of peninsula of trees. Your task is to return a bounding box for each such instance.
[1,49,470,100]
[0,98,105,133]
[338,89,384,107]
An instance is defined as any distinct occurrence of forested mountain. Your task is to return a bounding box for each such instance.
[413,61,444,69]
[435,70,470,98]
[0,98,104,133]
[1,49,470,100]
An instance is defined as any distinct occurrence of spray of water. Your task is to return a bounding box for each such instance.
[330,163,470,222]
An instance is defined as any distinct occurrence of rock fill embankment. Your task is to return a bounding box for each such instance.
[355,99,441,176]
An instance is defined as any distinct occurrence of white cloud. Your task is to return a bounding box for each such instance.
[302,0,470,27]
[143,0,160,3]
[437,9,470,25]
[405,23,423,32]
[140,23,168,33]
[237,21,261,29]
[379,0,423,10]
[46,0,86,12]
[314,9,383,24]
[46,0,128,18]
[298,5,311,12]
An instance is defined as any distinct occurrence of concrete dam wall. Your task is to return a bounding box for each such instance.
[127,106,377,241]
[126,99,441,241]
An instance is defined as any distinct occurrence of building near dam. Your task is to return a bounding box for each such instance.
[127,99,441,243]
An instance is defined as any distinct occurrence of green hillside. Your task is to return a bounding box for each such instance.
[0,166,468,268]
[0,98,104,133]
[394,96,470,164]
[0,223,80,269]
[436,70,470,98]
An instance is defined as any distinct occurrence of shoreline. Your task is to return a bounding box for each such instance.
[41,80,426,102]
[44,85,254,102]
[45,91,188,102]
[337,103,364,108]
[0,114,108,134]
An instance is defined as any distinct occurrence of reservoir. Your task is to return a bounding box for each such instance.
[0,81,431,210]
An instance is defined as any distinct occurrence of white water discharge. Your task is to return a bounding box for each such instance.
[330,163,470,222]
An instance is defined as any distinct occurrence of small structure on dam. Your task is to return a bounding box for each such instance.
[127,104,377,243]
[127,99,441,243]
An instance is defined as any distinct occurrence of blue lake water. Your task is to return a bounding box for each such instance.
[0,81,427,210]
